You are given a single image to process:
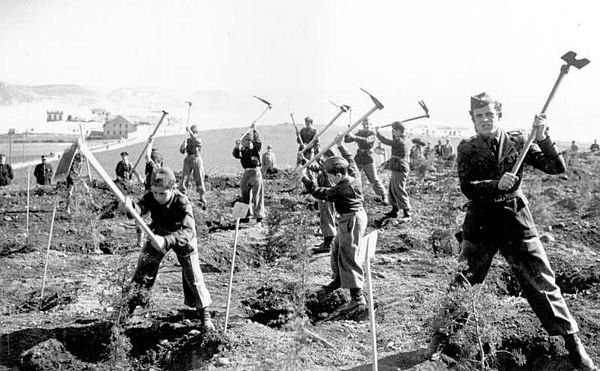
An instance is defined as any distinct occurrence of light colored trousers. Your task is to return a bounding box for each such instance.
[357,161,386,198]
[179,155,206,197]
[318,199,336,238]
[389,168,411,211]
[331,208,367,289]
[240,168,265,219]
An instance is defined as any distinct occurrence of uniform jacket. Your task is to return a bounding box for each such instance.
[133,190,197,255]
[261,152,276,170]
[298,127,320,155]
[34,162,53,185]
[0,163,13,186]
[376,132,409,172]
[457,130,565,241]
[115,160,133,181]
[304,145,364,214]
[345,129,377,165]
[232,130,262,169]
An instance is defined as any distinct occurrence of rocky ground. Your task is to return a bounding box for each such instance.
[1,153,599,371]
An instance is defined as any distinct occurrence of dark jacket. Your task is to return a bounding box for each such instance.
[345,129,377,165]
[0,163,13,186]
[233,131,262,169]
[304,145,363,214]
[133,190,197,255]
[377,132,409,172]
[115,160,133,181]
[34,162,53,185]
[457,130,565,241]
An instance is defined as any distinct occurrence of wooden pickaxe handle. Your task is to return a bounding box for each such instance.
[131,111,168,173]
[297,104,382,173]
[510,54,589,174]
[77,139,164,253]
[290,113,302,144]
[299,105,349,155]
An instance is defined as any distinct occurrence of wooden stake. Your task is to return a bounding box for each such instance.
[26,165,31,247]
[362,231,379,371]
[224,202,249,332]
[40,199,58,310]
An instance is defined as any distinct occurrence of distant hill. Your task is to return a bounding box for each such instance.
[0,82,97,106]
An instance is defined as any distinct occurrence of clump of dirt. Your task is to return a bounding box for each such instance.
[242,285,296,328]
[20,338,95,370]
[305,288,349,322]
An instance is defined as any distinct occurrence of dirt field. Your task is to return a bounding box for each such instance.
[1,152,599,370]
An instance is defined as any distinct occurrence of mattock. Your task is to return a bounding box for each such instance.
[379,100,430,129]
[510,51,590,174]
[237,96,273,141]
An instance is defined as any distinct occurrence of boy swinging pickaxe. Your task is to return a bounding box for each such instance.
[130,110,169,182]
[237,96,273,141]
[298,102,351,158]
[281,88,384,193]
[509,51,590,175]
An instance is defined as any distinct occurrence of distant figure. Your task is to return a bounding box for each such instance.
[0,154,14,187]
[441,139,456,168]
[34,155,53,185]
[144,137,164,190]
[66,152,93,214]
[568,140,579,167]
[590,139,600,153]
[261,144,277,175]
[433,140,443,158]
[297,117,319,163]
[179,124,207,208]
[115,151,133,189]
[423,142,432,159]
[409,139,425,170]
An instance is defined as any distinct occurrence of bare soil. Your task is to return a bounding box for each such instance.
[1,153,599,370]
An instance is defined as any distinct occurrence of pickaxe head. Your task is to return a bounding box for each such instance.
[253,95,273,109]
[341,104,351,112]
[418,100,430,117]
[561,51,590,70]
[360,88,384,109]
[185,101,192,106]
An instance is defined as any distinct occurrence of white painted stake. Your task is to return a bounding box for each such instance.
[40,199,58,310]
[26,166,31,246]
[224,202,250,332]
[362,231,379,371]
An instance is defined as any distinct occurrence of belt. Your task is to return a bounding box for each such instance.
[490,190,522,203]
[338,207,365,216]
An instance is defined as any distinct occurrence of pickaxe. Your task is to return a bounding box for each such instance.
[131,110,168,178]
[510,51,590,174]
[379,100,430,128]
[297,88,384,173]
[184,101,192,131]
[300,102,351,156]
[237,96,273,141]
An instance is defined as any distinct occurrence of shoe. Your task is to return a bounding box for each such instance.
[398,209,412,223]
[427,331,448,361]
[381,198,389,206]
[256,217,263,223]
[344,295,367,310]
[239,218,250,223]
[313,236,334,254]
[564,334,596,370]
[323,279,341,291]
[383,209,398,219]
[198,199,207,210]
[198,308,216,332]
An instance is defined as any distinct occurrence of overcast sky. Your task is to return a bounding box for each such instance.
[0,0,598,142]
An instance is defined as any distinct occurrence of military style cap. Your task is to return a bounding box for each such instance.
[151,167,176,189]
[304,117,313,123]
[267,144,272,149]
[323,156,349,173]
[120,151,129,156]
[190,125,198,133]
[470,92,500,110]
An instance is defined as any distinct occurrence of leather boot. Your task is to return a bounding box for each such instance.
[563,333,596,370]
[399,209,412,223]
[197,307,215,332]
[347,288,367,309]
[313,236,334,254]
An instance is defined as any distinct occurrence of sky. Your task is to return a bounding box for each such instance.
[0,0,599,142]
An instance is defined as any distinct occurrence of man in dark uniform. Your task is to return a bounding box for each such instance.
[297,117,320,162]
[115,151,133,188]
[345,118,388,205]
[0,154,13,187]
[34,155,53,185]
[428,92,595,370]
[179,125,207,208]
